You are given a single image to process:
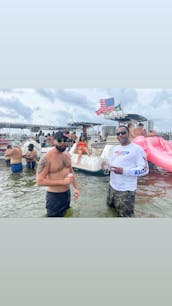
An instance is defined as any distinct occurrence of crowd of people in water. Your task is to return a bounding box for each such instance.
[1,122,160,217]
[3,129,91,173]
[35,130,78,148]
[3,123,157,174]
[2,122,158,218]
[34,129,91,164]
[4,142,37,172]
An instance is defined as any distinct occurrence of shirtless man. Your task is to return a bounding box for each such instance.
[4,144,12,166]
[23,143,37,169]
[4,145,23,173]
[36,134,80,217]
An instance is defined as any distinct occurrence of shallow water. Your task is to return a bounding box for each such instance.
[0,162,172,217]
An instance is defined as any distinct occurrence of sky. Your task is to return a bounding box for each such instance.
[0,88,172,132]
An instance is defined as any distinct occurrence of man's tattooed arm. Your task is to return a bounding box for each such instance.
[37,156,48,174]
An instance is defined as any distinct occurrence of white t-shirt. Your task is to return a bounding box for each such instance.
[108,143,149,191]
[39,135,45,145]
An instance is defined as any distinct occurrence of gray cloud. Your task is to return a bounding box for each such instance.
[54,110,72,125]
[104,88,138,106]
[0,96,33,120]
[36,89,57,103]
[36,88,95,111]
[1,88,172,131]
[0,89,13,94]
[153,89,172,107]
[0,110,17,118]
[34,106,40,111]
[52,110,95,126]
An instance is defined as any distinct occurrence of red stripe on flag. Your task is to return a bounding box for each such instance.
[96,108,103,115]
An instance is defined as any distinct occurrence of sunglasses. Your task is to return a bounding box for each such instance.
[56,138,67,143]
[116,131,127,136]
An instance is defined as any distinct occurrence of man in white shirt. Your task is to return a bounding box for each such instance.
[107,125,149,217]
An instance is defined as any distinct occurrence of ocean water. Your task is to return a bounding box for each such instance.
[0,162,172,217]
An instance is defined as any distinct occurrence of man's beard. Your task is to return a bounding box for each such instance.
[56,145,66,152]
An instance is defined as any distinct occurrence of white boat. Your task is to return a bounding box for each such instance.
[21,139,42,164]
[21,136,118,175]
[69,143,105,175]
[0,138,9,164]
[22,138,41,156]
[69,136,118,175]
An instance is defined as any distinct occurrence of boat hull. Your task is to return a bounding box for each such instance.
[69,143,112,176]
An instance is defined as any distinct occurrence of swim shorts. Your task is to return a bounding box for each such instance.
[26,161,36,169]
[46,190,71,217]
[106,184,135,217]
[11,163,23,173]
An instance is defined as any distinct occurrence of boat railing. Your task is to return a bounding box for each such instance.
[106,135,119,144]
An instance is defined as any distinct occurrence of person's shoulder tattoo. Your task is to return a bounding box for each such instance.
[37,156,48,174]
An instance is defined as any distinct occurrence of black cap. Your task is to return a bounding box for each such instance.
[28,143,34,149]
[55,131,67,142]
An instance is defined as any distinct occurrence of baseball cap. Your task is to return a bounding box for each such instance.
[55,131,67,142]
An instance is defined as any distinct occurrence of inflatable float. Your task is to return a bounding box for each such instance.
[133,136,172,172]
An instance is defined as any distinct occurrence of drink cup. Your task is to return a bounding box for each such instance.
[101,161,109,174]
[67,173,73,178]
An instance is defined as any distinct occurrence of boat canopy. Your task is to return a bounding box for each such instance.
[109,113,147,122]
[68,122,102,128]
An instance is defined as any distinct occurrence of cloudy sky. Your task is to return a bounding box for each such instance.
[0,88,172,132]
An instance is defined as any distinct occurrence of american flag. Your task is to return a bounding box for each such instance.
[96,97,115,115]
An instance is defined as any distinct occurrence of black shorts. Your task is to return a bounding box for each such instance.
[46,190,71,217]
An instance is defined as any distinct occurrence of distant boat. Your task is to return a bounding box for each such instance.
[0,138,9,163]
[22,138,42,159]
[21,136,118,176]
[69,140,116,176]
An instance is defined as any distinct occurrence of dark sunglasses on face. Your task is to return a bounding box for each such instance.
[56,138,67,143]
[116,131,127,136]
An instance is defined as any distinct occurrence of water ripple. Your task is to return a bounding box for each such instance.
[1,166,172,217]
